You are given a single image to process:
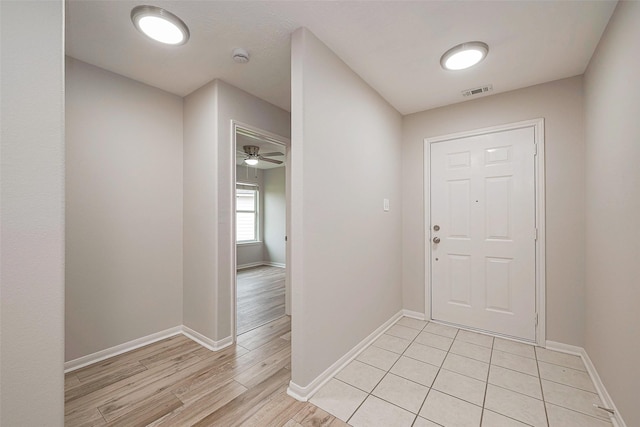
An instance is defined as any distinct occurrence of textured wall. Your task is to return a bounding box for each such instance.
[0,1,65,424]
[584,2,640,425]
[290,28,403,387]
[65,58,184,361]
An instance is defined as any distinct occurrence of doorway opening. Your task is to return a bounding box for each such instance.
[232,122,291,339]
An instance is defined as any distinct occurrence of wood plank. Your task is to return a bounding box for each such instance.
[75,361,144,387]
[237,312,290,342]
[64,406,107,427]
[65,353,201,415]
[65,374,81,391]
[293,403,350,427]
[97,355,217,421]
[138,340,201,368]
[328,417,351,426]
[72,334,188,382]
[172,364,240,404]
[105,392,182,427]
[149,380,247,426]
[234,346,291,389]
[237,265,286,334]
[194,340,250,363]
[237,316,291,350]
[174,338,289,407]
[65,362,148,403]
[231,342,290,380]
[239,387,307,427]
[192,367,291,427]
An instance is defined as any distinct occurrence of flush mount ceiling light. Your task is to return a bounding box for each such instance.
[131,5,190,46]
[440,41,489,71]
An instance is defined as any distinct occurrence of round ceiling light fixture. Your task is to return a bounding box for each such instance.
[440,41,489,71]
[244,157,259,166]
[131,5,190,46]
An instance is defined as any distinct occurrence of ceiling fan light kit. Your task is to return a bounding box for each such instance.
[131,5,190,46]
[440,41,489,71]
[240,145,284,166]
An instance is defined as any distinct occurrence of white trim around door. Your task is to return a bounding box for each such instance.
[424,118,546,346]
[230,121,291,341]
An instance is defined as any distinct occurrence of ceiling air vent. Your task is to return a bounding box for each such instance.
[462,84,493,97]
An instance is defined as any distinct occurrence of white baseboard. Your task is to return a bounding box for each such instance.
[236,261,265,270]
[64,326,182,373]
[287,310,403,402]
[64,325,235,373]
[546,341,626,427]
[237,261,286,270]
[181,326,233,352]
[402,309,426,320]
[264,261,286,268]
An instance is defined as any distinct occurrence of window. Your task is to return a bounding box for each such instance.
[236,184,259,243]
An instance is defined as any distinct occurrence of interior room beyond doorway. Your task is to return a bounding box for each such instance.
[235,126,289,337]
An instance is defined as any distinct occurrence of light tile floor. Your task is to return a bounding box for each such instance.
[310,316,614,427]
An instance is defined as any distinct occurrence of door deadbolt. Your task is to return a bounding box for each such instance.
[433,225,440,231]
[433,237,441,244]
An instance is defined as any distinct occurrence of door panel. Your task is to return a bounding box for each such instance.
[430,127,536,341]
[449,180,471,238]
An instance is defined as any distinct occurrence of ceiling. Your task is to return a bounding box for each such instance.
[66,1,616,115]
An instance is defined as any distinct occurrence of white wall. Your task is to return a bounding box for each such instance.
[263,167,286,266]
[184,79,290,341]
[402,77,585,346]
[584,2,640,425]
[236,165,265,267]
[290,28,403,388]
[0,1,65,424]
[183,80,220,340]
[65,58,184,360]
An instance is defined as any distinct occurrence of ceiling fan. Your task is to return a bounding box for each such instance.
[238,145,284,166]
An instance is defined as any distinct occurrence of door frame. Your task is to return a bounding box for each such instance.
[423,118,546,346]
[230,120,291,340]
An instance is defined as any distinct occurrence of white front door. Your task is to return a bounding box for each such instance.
[430,126,536,341]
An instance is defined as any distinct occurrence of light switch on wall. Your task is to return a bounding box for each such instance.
[383,198,390,211]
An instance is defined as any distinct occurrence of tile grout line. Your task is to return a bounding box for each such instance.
[346,319,429,425]
[402,320,438,427]
[538,376,598,394]
[478,335,495,426]
[403,321,441,426]
[535,347,551,427]
[413,325,460,426]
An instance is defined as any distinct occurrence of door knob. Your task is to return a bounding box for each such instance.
[433,237,441,244]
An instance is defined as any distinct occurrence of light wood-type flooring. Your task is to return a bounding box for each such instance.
[237,265,286,335]
[65,316,346,426]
